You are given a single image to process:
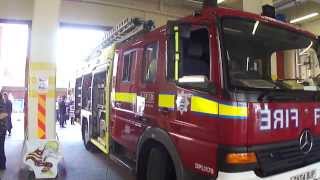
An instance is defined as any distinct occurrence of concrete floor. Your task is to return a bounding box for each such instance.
[0,114,135,180]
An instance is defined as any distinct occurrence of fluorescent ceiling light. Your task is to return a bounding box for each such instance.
[218,0,225,3]
[252,21,260,35]
[290,12,319,24]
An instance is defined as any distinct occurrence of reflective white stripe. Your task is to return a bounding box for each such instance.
[217,161,320,180]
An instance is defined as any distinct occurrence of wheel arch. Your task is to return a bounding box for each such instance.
[136,127,184,180]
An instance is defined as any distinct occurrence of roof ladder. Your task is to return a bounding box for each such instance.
[101,17,154,48]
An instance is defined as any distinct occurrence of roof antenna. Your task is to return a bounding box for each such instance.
[203,0,217,8]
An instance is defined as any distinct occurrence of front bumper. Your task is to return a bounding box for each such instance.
[217,161,320,180]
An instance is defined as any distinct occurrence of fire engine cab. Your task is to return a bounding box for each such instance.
[75,1,320,180]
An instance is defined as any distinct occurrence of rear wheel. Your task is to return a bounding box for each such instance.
[81,120,95,151]
[146,146,176,180]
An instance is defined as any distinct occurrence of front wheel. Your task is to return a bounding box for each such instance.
[146,146,176,180]
[81,120,95,151]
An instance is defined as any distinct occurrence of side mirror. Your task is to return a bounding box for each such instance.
[177,75,216,95]
[178,75,208,83]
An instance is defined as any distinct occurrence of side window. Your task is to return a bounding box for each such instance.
[122,51,136,82]
[182,27,210,79]
[143,42,158,82]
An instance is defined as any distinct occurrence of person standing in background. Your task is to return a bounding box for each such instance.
[69,99,75,125]
[59,95,67,128]
[56,97,60,123]
[0,93,8,169]
[3,93,12,136]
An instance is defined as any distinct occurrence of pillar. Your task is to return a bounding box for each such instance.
[24,0,62,178]
[28,0,61,140]
[0,26,3,88]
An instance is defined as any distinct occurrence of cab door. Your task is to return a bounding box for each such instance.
[166,22,221,176]
[136,40,160,128]
[112,48,139,152]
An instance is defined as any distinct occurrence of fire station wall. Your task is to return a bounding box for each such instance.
[0,0,191,27]
[302,20,320,35]
[0,0,33,21]
[61,0,190,27]
[283,50,296,79]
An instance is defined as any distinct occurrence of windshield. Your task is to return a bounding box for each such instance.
[221,18,320,91]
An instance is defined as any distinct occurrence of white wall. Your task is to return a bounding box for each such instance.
[302,19,320,35]
[0,0,33,20]
[0,0,193,27]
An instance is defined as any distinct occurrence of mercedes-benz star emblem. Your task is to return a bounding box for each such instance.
[299,130,314,154]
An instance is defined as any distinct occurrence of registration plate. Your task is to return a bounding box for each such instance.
[290,170,316,180]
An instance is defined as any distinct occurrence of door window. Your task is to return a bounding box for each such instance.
[142,42,159,82]
[182,27,210,79]
[122,51,136,82]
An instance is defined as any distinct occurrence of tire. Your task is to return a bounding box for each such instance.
[81,120,96,151]
[146,146,176,180]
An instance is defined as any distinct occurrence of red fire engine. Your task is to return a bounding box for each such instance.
[75,1,320,180]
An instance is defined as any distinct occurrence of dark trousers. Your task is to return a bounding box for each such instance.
[59,113,66,127]
[0,135,6,168]
[56,110,60,122]
[6,116,12,134]
[71,117,75,125]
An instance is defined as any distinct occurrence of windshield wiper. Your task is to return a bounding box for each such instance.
[257,85,278,101]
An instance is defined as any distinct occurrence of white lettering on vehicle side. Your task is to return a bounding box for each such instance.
[194,163,214,175]
[259,108,299,131]
[260,109,271,130]
[291,109,299,128]
[273,109,284,129]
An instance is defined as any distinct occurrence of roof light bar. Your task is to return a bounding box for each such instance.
[290,12,319,24]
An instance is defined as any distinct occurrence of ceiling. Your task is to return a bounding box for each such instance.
[176,0,320,24]
[78,0,320,24]
[275,0,320,24]
[178,0,242,9]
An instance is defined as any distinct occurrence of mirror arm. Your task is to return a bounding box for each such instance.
[177,82,216,95]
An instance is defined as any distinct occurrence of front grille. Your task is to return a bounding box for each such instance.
[254,138,320,177]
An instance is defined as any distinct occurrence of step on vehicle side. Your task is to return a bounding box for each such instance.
[75,1,320,180]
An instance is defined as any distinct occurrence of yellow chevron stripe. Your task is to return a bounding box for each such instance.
[37,128,45,138]
[38,112,45,121]
[115,92,136,104]
[219,103,247,118]
[158,94,175,108]
[191,96,218,115]
[38,97,46,107]
[190,96,248,118]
